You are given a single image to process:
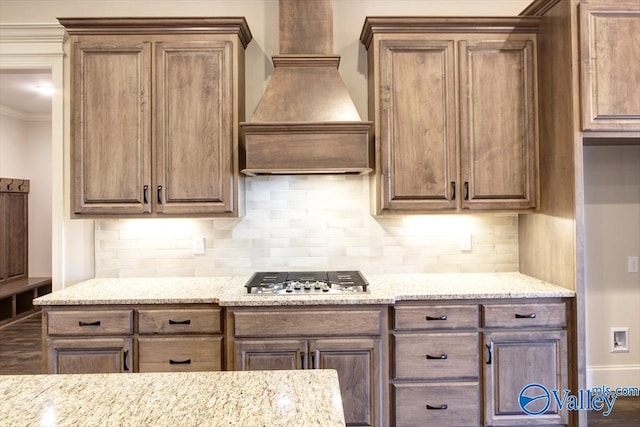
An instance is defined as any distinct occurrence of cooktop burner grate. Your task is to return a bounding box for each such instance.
[245,271,369,295]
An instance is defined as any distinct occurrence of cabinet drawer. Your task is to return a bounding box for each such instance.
[395,305,478,330]
[47,310,133,335]
[394,382,480,427]
[483,303,566,328]
[394,333,478,380]
[138,308,221,334]
[138,337,223,372]
[233,309,383,337]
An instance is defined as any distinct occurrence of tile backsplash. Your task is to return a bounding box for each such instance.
[95,175,518,277]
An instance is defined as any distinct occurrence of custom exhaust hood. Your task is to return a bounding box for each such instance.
[240,0,372,176]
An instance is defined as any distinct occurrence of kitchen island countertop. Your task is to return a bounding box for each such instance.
[33,272,575,306]
[0,370,345,427]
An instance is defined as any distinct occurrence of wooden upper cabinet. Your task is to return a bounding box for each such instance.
[61,18,252,217]
[460,38,538,210]
[155,40,234,215]
[72,40,152,215]
[361,18,540,214]
[580,1,640,132]
[378,39,457,211]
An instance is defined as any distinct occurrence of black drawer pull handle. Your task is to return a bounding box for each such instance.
[78,321,101,327]
[123,350,130,371]
[426,354,448,360]
[426,315,447,321]
[169,359,192,365]
[168,319,191,325]
[515,313,536,319]
[426,404,448,410]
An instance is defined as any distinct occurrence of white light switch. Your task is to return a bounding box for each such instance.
[193,237,205,255]
[628,256,639,273]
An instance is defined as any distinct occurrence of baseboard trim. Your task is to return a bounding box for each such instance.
[587,364,640,389]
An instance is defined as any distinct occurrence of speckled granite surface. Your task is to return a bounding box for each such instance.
[33,273,575,306]
[0,370,345,427]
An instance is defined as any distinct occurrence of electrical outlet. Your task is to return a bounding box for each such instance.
[192,236,205,255]
[460,232,472,252]
[628,256,639,273]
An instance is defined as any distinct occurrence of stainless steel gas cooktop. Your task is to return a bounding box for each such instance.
[245,271,369,295]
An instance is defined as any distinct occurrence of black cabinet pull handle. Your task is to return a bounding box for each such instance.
[451,182,456,200]
[143,185,149,204]
[301,353,306,369]
[515,313,536,319]
[464,181,469,200]
[310,353,316,369]
[123,350,130,371]
[486,343,492,365]
[169,319,191,325]
[78,321,101,326]
[426,354,448,360]
[426,315,447,321]
[426,404,448,410]
[157,185,162,204]
[169,359,192,365]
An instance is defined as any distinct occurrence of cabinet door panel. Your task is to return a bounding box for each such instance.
[378,40,457,212]
[581,3,640,131]
[311,338,381,427]
[3,193,28,281]
[73,40,152,214]
[234,339,306,371]
[484,330,568,426]
[47,338,133,374]
[156,40,234,215]
[460,38,537,210]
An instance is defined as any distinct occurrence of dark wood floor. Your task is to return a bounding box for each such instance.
[0,311,43,374]
[0,314,638,425]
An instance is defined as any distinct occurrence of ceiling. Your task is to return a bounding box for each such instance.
[0,70,53,116]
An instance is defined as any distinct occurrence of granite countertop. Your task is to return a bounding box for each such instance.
[0,370,345,427]
[33,272,575,307]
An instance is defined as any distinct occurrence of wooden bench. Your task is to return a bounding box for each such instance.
[0,277,51,325]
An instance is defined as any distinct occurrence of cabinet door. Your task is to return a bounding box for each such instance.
[580,2,640,131]
[460,38,538,210]
[377,39,457,213]
[234,339,307,371]
[483,330,568,426]
[155,40,235,215]
[311,338,382,427]
[72,39,152,215]
[47,337,133,374]
[1,193,28,282]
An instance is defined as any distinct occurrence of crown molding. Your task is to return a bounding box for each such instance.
[0,104,51,122]
[0,23,66,43]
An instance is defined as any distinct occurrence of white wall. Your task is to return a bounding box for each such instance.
[0,109,53,277]
[584,145,640,388]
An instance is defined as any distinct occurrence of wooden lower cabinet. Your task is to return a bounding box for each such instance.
[43,304,223,374]
[482,301,568,426]
[394,382,480,427]
[392,300,570,427]
[228,306,387,427]
[483,330,568,426]
[47,337,133,374]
